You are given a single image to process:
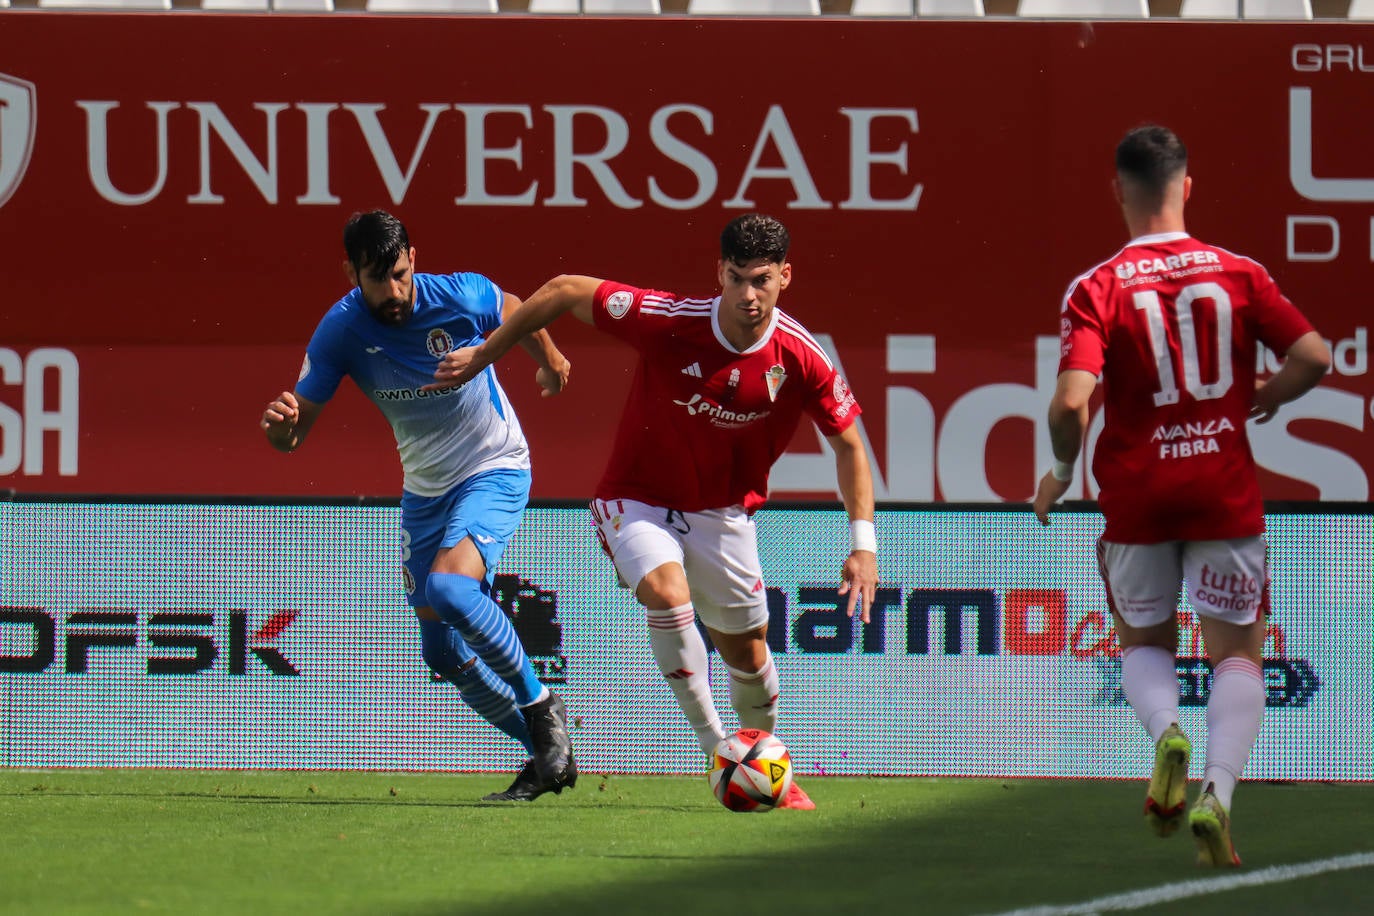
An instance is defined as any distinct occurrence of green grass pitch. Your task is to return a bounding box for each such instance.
[2,769,1371,915]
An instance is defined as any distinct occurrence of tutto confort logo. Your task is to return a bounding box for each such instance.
[0,73,37,209]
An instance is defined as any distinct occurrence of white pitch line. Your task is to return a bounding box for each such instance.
[985,851,1374,916]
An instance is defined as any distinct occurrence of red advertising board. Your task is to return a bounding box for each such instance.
[1,14,1370,501]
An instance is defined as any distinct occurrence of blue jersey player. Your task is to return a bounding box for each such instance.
[260,210,576,801]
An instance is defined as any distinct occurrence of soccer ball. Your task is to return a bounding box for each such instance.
[708,728,793,812]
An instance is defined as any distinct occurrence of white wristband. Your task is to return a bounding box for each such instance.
[850,519,877,554]
[1051,459,1076,483]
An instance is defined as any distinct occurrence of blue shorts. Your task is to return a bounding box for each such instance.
[399,467,531,609]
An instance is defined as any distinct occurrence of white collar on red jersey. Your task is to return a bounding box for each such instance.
[711,295,780,355]
[1127,231,1190,246]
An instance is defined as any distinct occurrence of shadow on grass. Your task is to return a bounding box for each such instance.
[413,778,1374,916]
[411,776,1122,916]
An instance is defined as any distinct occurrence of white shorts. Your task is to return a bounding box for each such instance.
[590,498,769,635]
[1096,536,1270,628]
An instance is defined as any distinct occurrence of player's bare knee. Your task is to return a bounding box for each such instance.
[432,540,489,580]
[709,629,768,672]
[635,563,690,610]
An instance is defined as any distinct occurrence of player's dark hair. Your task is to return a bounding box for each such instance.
[720,213,790,266]
[343,210,410,281]
[1115,125,1188,199]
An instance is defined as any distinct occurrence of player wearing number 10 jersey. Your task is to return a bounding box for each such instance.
[1033,126,1329,868]
[1058,226,1313,543]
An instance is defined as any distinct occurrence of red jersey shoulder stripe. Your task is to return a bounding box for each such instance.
[1060,242,1133,313]
[640,294,715,318]
[1204,242,1274,283]
[775,310,834,369]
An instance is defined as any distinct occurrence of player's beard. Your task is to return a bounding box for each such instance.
[368,296,413,326]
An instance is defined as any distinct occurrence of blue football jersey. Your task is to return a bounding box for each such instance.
[296,272,529,496]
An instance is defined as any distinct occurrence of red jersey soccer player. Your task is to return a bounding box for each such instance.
[426,214,879,810]
[1034,126,1329,866]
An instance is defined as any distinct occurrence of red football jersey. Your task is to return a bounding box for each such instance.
[590,280,861,514]
[1059,232,1315,543]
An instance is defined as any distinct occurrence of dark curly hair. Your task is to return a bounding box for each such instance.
[720,213,790,266]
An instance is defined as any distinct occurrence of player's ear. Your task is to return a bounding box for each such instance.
[1111,177,1124,206]
[778,262,792,290]
[343,259,358,287]
[1181,175,1192,203]
[408,246,417,272]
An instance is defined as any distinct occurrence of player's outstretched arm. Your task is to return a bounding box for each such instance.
[425,275,602,392]
[1250,331,1331,424]
[500,292,572,398]
[828,423,877,623]
[260,390,324,453]
[1033,369,1096,525]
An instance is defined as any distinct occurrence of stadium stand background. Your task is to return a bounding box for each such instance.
[1,0,1366,18]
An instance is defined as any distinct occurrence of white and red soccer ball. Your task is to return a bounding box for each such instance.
[708,728,793,812]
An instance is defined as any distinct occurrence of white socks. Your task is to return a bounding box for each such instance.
[727,652,779,734]
[1122,645,1181,742]
[646,604,725,755]
[1203,656,1265,810]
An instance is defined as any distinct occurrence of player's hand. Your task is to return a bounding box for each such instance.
[1249,379,1279,424]
[838,550,877,623]
[537,354,571,398]
[260,391,299,451]
[423,345,481,392]
[1033,471,1072,526]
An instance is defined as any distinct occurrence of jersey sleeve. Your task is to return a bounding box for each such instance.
[810,370,862,436]
[798,347,861,436]
[1057,274,1108,376]
[591,280,650,347]
[1247,264,1315,357]
[295,314,348,404]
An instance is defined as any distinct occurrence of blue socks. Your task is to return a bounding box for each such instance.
[418,617,532,752]
[426,572,546,708]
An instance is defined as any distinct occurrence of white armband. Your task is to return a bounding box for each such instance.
[850,519,877,554]
[1051,459,1076,483]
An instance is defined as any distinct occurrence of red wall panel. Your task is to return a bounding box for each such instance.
[1,15,1370,500]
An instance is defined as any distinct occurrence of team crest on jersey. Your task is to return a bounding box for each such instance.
[297,354,311,382]
[402,566,416,597]
[1115,262,1137,280]
[605,290,633,320]
[764,365,787,402]
[426,328,454,359]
